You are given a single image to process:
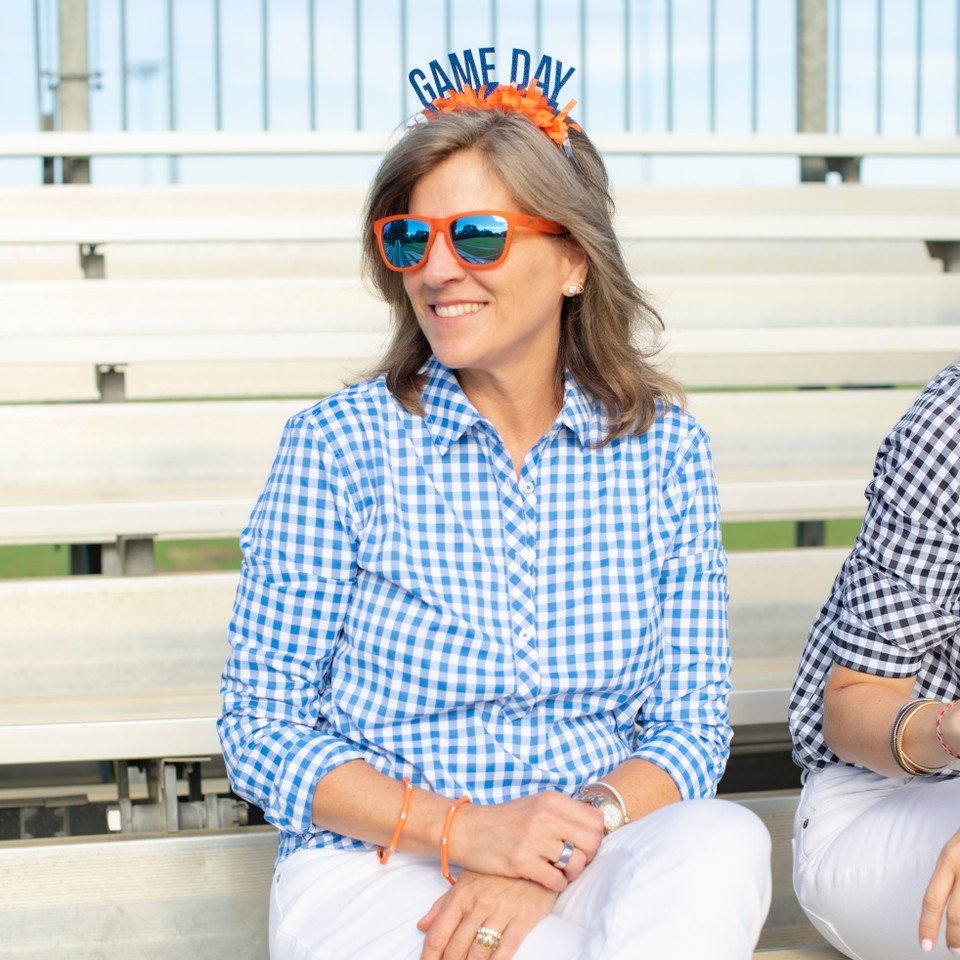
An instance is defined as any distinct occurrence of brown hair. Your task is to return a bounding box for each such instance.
[360,109,683,442]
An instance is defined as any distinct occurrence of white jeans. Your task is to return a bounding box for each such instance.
[269,798,771,960]
[794,764,960,960]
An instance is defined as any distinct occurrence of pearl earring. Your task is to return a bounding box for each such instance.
[567,284,578,296]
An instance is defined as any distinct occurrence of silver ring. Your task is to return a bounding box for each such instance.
[475,926,502,951]
[552,840,576,870]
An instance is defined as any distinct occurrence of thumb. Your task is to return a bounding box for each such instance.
[417,895,445,931]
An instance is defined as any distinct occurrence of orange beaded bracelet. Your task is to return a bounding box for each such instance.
[377,777,414,866]
[439,795,471,885]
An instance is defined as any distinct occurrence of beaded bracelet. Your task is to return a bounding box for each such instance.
[439,795,471,886]
[377,777,414,866]
[936,700,960,761]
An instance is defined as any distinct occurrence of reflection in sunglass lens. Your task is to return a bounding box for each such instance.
[381,218,430,268]
[450,214,509,265]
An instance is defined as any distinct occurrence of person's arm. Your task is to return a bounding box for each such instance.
[218,412,367,835]
[822,666,957,776]
[818,394,960,776]
[812,374,960,954]
[622,425,731,811]
[311,759,603,892]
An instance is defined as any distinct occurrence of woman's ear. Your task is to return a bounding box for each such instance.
[563,242,588,291]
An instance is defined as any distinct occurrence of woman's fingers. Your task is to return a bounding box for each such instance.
[946,887,960,956]
[919,840,960,951]
[417,894,445,932]
[464,919,509,960]
[526,858,568,895]
[420,899,465,960]
[561,845,588,883]
[457,791,603,879]
[420,870,559,960]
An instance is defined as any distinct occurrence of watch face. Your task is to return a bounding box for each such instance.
[600,799,624,833]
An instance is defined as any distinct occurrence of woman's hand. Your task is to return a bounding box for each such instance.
[418,869,559,960]
[919,825,960,953]
[453,792,604,893]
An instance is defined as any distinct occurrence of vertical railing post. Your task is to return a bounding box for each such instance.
[796,0,828,182]
[58,0,91,184]
[796,0,829,549]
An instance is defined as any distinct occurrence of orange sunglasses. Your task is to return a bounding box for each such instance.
[372,210,564,272]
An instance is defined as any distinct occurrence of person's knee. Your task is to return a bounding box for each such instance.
[672,799,772,891]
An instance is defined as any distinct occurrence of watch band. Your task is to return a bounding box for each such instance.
[575,781,630,833]
[589,781,630,823]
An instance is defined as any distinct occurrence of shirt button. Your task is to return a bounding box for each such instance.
[519,480,535,494]
[517,628,534,642]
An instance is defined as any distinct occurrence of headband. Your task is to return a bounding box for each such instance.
[408,47,581,156]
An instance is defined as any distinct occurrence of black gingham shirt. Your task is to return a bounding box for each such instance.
[789,364,960,772]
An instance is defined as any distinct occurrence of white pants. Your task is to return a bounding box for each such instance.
[794,764,960,960]
[269,798,771,960]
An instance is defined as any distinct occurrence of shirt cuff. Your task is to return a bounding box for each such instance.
[267,733,365,835]
[631,723,726,800]
[830,617,925,679]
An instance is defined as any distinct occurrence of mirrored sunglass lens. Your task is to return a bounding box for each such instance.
[381,218,430,268]
[450,215,509,265]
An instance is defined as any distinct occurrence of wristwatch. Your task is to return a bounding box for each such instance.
[575,783,630,835]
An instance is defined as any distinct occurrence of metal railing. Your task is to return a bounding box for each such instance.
[24,0,960,139]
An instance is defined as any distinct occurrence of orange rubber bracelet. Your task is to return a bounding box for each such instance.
[439,795,471,885]
[377,777,414,866]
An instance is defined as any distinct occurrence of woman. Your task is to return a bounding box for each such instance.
[789,364,960,960]
[220,83,770,960]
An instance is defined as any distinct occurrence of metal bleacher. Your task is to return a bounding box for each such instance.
[4,131,959,958]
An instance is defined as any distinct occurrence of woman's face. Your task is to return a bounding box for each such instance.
[402,149,585,387]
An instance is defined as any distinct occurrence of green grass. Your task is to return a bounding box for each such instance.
[721,518,862,552]
[0,539,243,579]
[0,522,865,579]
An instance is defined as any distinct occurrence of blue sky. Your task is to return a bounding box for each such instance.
[1,0,959,185]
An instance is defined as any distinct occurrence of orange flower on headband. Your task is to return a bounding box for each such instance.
[425,76,581,148]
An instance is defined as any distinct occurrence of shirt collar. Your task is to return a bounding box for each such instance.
[420,357,484,453]
[556,370,604,448]
[419,356,603,454]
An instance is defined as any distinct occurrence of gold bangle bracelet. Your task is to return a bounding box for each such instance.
[893,699,946,776]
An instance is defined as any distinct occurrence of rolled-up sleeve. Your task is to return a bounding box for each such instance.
[218,412,365,836]
[831,414,960,678]
[632,428,732,799]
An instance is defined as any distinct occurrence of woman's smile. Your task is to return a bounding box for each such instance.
[431,301,488,319]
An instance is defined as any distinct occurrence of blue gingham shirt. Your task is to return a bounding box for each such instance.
[219,358,731,864]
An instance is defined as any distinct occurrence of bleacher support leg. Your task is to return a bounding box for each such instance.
[101,537,156,576]
[109,759,249,834]
[69,544,101,575]
[79,243,104,279]
[827,156,860,183]
[96,365,126,401]
[800,157,828,183]
[926,241,960,273]
[796,521,826,548]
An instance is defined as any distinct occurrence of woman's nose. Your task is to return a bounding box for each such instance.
[421,230,466,285]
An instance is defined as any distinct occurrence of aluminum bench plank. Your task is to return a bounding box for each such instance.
[0,828,277,960]
[4,128,959,158]
[0,793,841,958]
[0,549,845,763]
[0,390,910,543]
[4,274,960,336]
[4,213,960,246]
[1,183,958,216]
